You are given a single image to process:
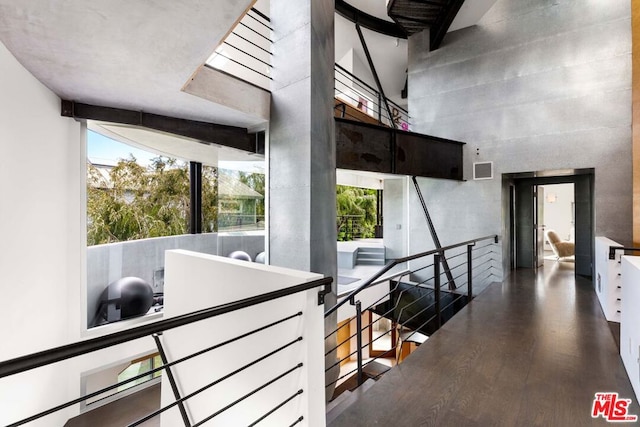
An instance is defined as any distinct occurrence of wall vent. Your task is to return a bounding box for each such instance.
[473,162,493,180]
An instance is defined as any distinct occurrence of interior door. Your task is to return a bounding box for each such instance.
[534,186,545,268]
[515,182,535,268]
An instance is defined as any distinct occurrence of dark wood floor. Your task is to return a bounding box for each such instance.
[329,261,640,426]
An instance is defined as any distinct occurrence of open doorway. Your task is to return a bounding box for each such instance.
[538,183,575,263]
[508,171,594,277]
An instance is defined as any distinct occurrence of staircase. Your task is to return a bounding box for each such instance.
[356,247,385,266]
[372,280,469,336]
[387,0,465,51]
[324,235,500,423]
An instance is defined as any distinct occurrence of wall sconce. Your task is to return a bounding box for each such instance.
[547,193,557,203]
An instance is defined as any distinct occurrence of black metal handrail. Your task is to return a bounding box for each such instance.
[323,236,499,396]
[1,276,331,427]
[334,63,410,128]
[608,246,640,260]
[325,235,498,317]
[335,64,408,116]
[0,277,331,379]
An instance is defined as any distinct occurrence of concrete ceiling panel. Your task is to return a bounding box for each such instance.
[0,0,264,127]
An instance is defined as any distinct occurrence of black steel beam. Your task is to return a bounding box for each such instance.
[355,23,397,130]
[411,176,457,290]
[335,118,464,180]
[335,0,407,39]
[61,100,255,153]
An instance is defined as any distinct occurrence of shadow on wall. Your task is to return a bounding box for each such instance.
[87,232,265,328]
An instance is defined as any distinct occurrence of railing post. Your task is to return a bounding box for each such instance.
[153,333,191,427]
[377,92,382,125]
[355,301,364,386]
[467,244,474,299]
[433,254,441,329]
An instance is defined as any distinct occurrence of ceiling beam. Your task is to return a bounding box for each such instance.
[61,100,256,153]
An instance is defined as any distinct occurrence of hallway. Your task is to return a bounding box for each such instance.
[329,261,639,426]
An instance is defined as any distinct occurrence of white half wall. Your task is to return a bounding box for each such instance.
[0,40,165,426]
[594,237,623,323]
[0,41,83,426]
[620,256,640,402]
[161,250,326,426]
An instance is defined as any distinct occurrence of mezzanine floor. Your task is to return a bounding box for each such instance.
[329,260,639,426]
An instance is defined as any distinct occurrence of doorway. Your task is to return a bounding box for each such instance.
[509,171,594,277]
[538,183,575,263]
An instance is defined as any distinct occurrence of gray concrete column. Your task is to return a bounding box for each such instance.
[269,0,338,398]
[269,0,336,284]
[407,28,430,76]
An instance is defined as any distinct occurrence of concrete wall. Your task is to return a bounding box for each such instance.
[383,177,410,259]
[408,0,632,277]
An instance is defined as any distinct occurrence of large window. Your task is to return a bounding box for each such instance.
[336,185,378,241]
[218,168,265,232]
[86,130,221,329]
[85,129,267,330]
[87,132,203,244]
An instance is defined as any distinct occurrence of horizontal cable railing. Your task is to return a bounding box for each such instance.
[218,214,266,232]
[206,7,272,90]
[324,235,499,396]
[334,63,410,130]
[0,276,332,427]
[337,214,365,241]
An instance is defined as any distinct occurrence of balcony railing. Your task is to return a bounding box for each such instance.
[324,235,500,397]
[0,253,331,427]
[218,214,265,232]
[334,63,411,130]
[206,6,272,90]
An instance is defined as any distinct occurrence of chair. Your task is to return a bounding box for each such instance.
[545,229,575,259]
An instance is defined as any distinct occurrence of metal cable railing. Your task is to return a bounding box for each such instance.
[0,276,332,427]
[324,235,499,397]
[334,63,410,130]
[206,7,272,90]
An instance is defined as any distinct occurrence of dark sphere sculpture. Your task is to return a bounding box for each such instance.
[99,276,154,323]
[228,250,252,262]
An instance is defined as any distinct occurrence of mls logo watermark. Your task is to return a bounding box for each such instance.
[592,392,638,422]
